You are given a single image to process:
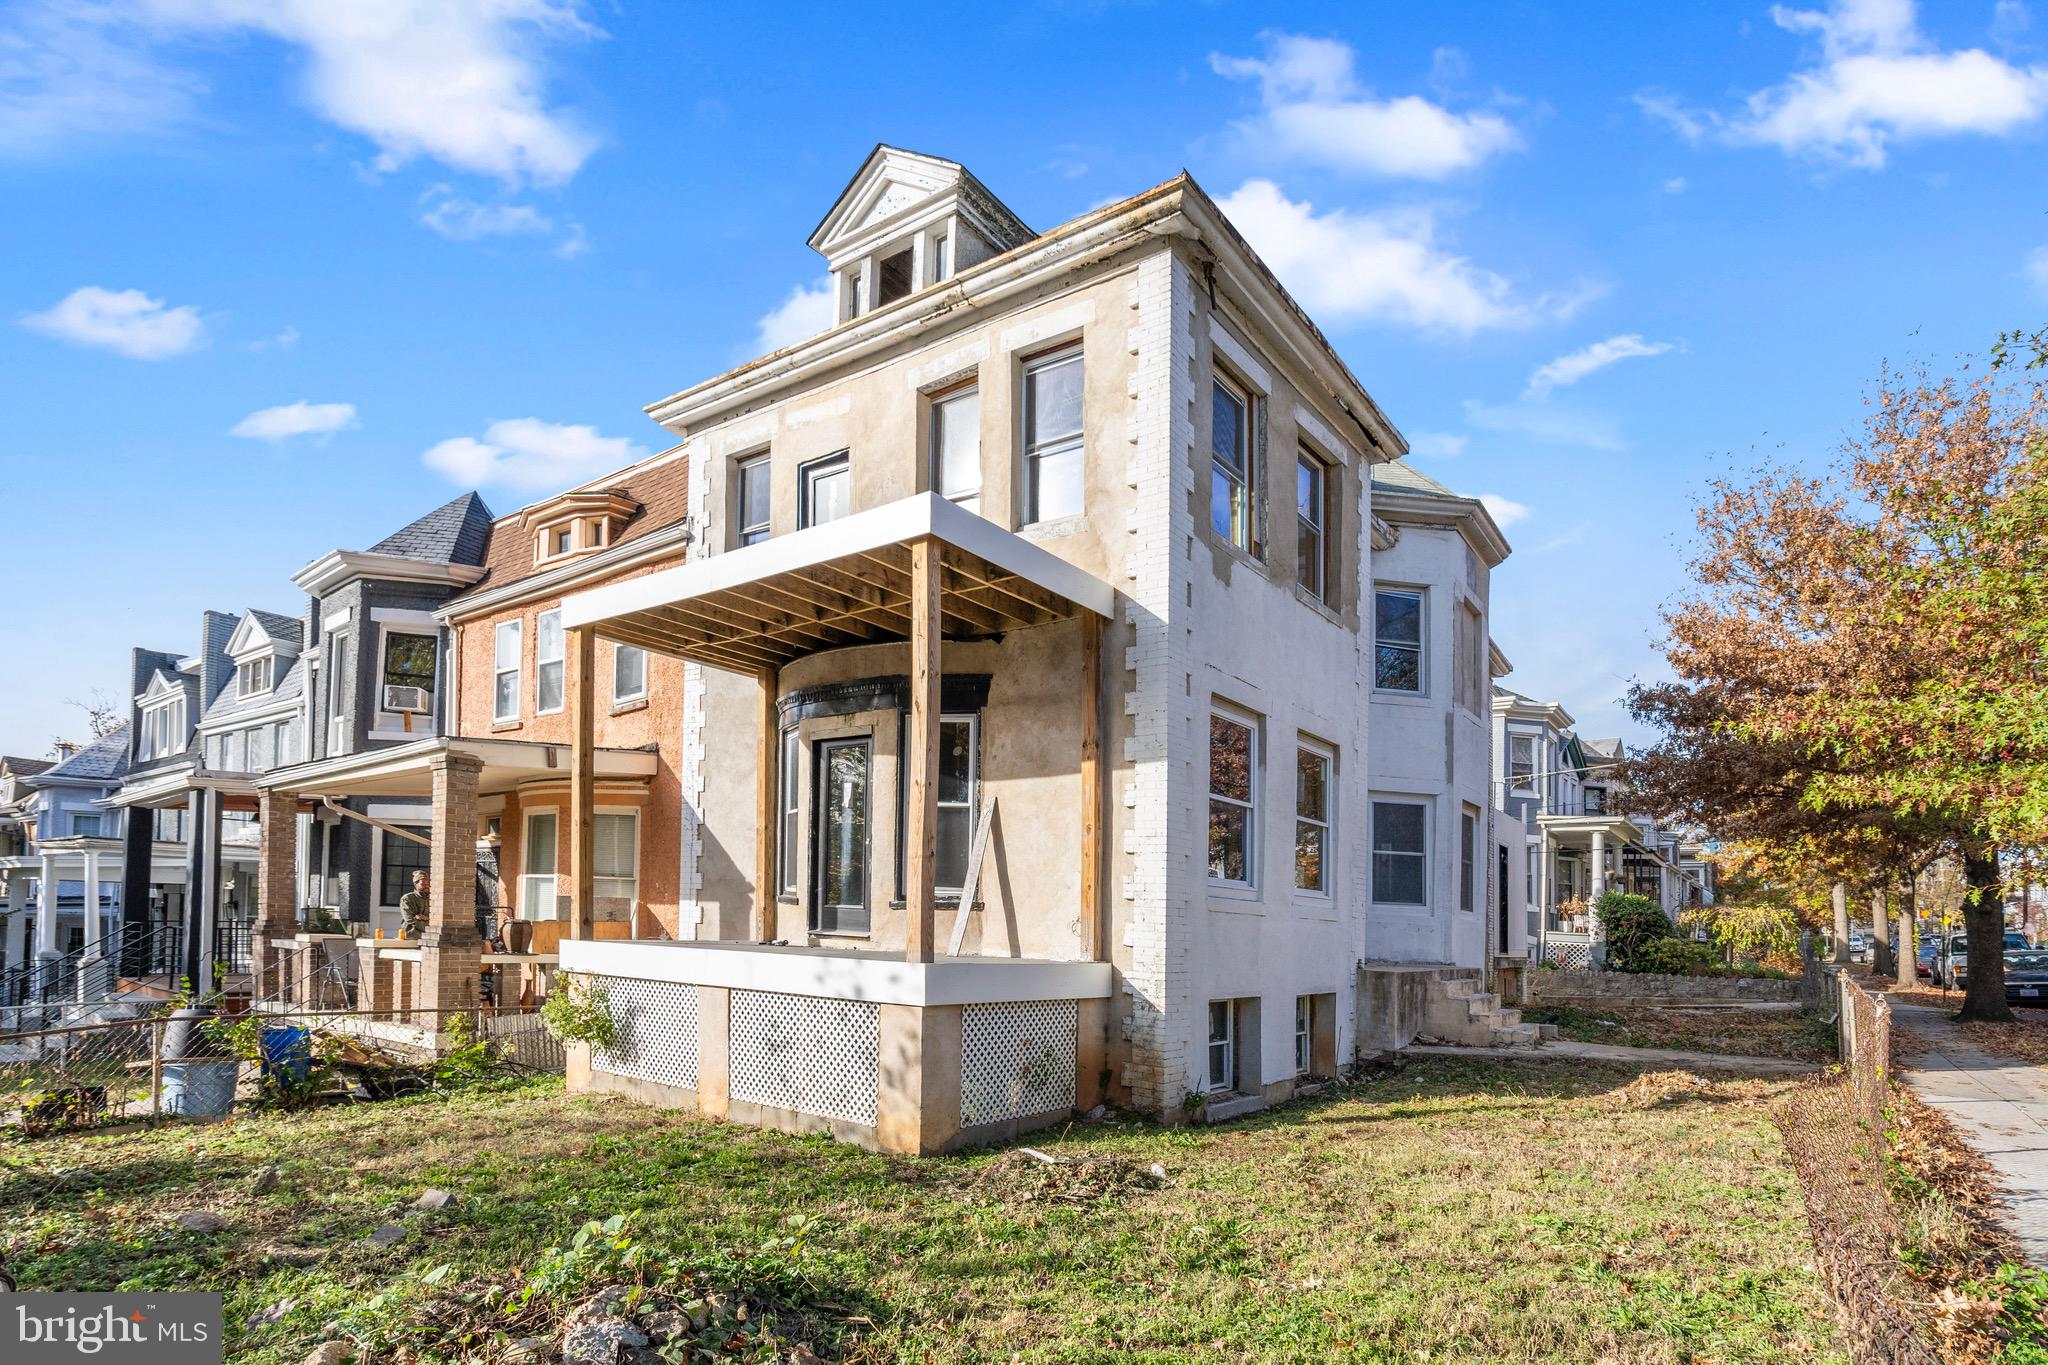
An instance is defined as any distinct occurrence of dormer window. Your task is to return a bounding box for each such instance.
[929,228,951,283]
[239,657,273,697]
[520,490,641,568]
[876,246,914,307]
[554,527,572,556]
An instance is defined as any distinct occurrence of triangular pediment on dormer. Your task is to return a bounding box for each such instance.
[140,669,184,704]
[225,608,303,663]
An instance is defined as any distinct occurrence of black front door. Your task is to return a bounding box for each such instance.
[1497,845,1511,956]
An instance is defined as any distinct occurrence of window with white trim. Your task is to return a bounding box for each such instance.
[328,631,349,749]
[799,453,851,528]
[937,714,978,894]
[1371,799,1428,906]
[1023,348,1084,524]
[493,620,521,724]
[1509,734,1536,788]
[535,610,564,715]
[612,644,646,705]
[238,657,272,697]
[1210,375,1254,553]
[71,813,101,837]
[737,454,771,547]
[523,810,558,919]
[595,811,637,900]
[1295,742,1332,894]
[930,384,981,513]
[1374,588,1424,693]
[1207,999,1236,1093]
[777,726,799,895]
[1208,708,1258,887]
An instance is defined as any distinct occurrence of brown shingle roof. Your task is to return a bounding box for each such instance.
[465,456,690,597]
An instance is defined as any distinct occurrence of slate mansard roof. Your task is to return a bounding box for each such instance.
[33,725,132,785]
[369,492,495,567]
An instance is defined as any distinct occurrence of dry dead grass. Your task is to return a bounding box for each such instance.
[1532,1002,1840,1061]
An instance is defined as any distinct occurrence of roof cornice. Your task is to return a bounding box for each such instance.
[439,521,694,624]
[1371,489,1512,566]
[292,550,487,598]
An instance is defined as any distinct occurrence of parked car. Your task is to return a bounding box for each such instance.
[1916,941,1938,979]
[1937,931,2035,988]
[1848,931,1870,963]
[2006,949,2048,1006]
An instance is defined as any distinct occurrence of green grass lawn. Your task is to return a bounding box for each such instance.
[0,1056,1845,1364]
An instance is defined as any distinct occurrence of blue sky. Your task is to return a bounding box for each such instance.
[3,0,2046,757]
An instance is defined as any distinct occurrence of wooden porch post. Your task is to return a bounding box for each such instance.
[755,665,779,942]
[905,537,941,964]
[1079,612,1104,962]
[568,627,595,941]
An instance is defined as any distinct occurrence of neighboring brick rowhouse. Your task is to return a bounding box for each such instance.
[418,751,484,1013]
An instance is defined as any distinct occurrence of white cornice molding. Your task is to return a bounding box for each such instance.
[438,521,694,625]
[292,550,488,598]
[1371,489,1511,567]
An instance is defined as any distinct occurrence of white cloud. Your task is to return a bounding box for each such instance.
[1406,430,1468,459]
[230,400,357,441]
[553,222,588,259]
[1462,398,1625,451]
[419,186,552,240]
[2026,244,2048,295]
[754,277,835,354]
[1479,493,1532,530]
[1662,176,1688,193]
[1524,334,1674,397]
[1211,31,1521,179]
[423,416,647,491]
[246,324,299,351]
[1215,180,1591,334]
[1640,0,2048,168]
[5,0,599,181]
[0,3,208,157]
[20,284,204,359]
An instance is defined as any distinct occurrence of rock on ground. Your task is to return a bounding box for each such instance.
[176,1211,226,1234]
[501,1337,555,1364]
[252,1165,280,1195]
[412,1188,457,1212]
[365,1223,407,1249]
[560,1320,647,1365]
[303,1344,349,1365]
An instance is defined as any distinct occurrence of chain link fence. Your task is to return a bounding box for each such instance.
[1836,969,1893,1139]
[0,1002,562,1140]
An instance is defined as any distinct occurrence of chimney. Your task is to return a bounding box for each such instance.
[198,609,238,708]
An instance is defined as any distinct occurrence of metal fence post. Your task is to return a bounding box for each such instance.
[150,1018,164,1122]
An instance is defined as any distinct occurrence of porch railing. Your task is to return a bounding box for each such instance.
[214,918,253,975]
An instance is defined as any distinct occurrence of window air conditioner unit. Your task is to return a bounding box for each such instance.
[382,685,430,714]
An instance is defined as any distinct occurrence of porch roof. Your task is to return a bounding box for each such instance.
[1536,812,1643,845]
[560,493,1116,673]
[106,763,259,809]
[259,735,659,799]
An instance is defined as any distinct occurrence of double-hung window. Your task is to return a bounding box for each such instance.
[1374,588,1424,692]
[612,644,647,705]
[1509,735,1536,789]
[493,620,521,724]
[238,657,272,697]
[936,715,978,894]
[1297,450,1329,600]
[523,811,558,919]
[1371,800,1428,906]
[1207,1000,1236,1093]
[1208,709,1257,887]
[799,453,851,528]
[737,454,771,546]
[1211,377,1254,553]
[595,812,637,900]
[777,727,799,895]
[1295,743,1332,894]
[1023,348,1084,523]
[930,385,981,513]
[535,610,564,714]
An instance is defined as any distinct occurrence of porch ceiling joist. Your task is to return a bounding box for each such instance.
[560,494,1117,674]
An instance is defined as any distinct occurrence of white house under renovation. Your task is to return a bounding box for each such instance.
[520,146,1528,1152]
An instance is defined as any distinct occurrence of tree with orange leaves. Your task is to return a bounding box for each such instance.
[1633,358,2048,1023]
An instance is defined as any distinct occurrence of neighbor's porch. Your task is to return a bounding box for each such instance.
[558,493,1119,1153]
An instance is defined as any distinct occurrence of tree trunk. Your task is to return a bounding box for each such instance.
[1958,843,2014,1023]
[1894,878,1916,990]
[1870,886,1894,976]
[1830,882,1850,964]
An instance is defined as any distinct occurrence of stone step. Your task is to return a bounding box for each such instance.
[1489,1023,1540,1048]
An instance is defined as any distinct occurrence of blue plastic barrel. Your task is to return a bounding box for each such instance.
[162,1059,239,1119]
[261,1025,312,1082]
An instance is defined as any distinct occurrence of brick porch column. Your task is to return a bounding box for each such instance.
[418,751,485,1019]
[250,787,299,999]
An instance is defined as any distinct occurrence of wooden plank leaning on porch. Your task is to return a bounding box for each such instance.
[905,536,941,964]
[568,626,595,941]
[754,664,778,942]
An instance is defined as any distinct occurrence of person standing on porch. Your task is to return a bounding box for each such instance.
[399,870,430,940]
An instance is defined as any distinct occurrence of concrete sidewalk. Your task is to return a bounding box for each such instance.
[1891,1001,2048,1268]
